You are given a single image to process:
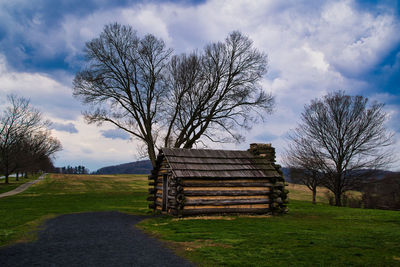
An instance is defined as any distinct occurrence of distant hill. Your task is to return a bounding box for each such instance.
[95,160,152,175]
[281,167,290,181]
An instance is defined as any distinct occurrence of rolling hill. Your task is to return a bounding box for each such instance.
[95,160,153,175]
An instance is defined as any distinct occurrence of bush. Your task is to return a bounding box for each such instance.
[324,191,335,206]
[342,193,362,208]
[361,173,400,210]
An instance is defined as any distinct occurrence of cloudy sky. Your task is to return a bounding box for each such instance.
[0,0,399,171]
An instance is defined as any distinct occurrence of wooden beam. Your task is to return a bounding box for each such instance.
[185,198,269,206]
[182,181,274,187]
[183,190,271,196]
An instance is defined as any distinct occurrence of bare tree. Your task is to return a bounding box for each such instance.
[73,23,172,166]
[74,23,274,166]
[18,130,62,175]
[0,95,61,183]
[0,95,45,183]
[287,91,394,206]
[164,33,273,149]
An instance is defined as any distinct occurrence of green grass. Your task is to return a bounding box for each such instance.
[138,201,400,266]
[0,173,149,246]
[0,173,41,194]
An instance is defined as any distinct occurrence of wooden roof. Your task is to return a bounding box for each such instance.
[160,148,281,179]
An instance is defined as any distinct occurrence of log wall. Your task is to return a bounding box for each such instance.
[147,151,289,216]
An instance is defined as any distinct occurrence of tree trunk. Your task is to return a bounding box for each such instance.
[335,192,342,206]
[5,174,9,184]
[334,172,342,206]
[312,187,317,204]
[16,172,19,181]
[147,144,157,168]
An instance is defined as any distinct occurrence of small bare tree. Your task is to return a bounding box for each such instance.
[74,23,274,166]
[285,147,324,204]
[287,91,394,206]
[0,95,61,183]
[18,130,62,175]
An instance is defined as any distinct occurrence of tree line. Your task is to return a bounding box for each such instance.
[0,95,62,183]
[53,165,89,175]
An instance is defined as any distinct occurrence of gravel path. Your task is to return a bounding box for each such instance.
[0,173,46,198]
[0,212,194,267]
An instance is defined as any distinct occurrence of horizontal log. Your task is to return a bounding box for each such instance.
[182,181,274,187]
[146,196,155,201]
[181,208,270,215]
[182,177,279,181]
[185,198,269,206]
[148,203,155,209]
[184,204,269,209]
[156,186,163,191]
[184,186,270,191]
[148,182,155,186]
[182,178,273,182]
[186,195,267,200]
[184,190,271,196]
[168,199,177,206]
[148,188,156,194]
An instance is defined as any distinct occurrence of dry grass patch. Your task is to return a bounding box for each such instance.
[287,183,361,205]
[38,174,148,194]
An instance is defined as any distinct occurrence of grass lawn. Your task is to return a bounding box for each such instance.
[0,173,149,246]
[0,174,41,194]
[139,201,400,266]
[1,173,399,266]
[138,185,399,266]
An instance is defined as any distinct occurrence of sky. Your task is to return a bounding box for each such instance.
[0,0,399,172]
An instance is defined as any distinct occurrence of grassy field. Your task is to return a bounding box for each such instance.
[1,173,399,266]
[0,173,148,246]
[139,201,400,266]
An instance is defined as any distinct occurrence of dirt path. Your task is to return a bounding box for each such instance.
[0,173,46,198]
[0,212,194,267]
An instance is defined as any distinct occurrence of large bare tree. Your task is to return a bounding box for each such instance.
[164,33,273,149]
[74,23,274,166]
[287,91,394,206]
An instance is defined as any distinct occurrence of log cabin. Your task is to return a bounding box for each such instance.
[147,143,288,216]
